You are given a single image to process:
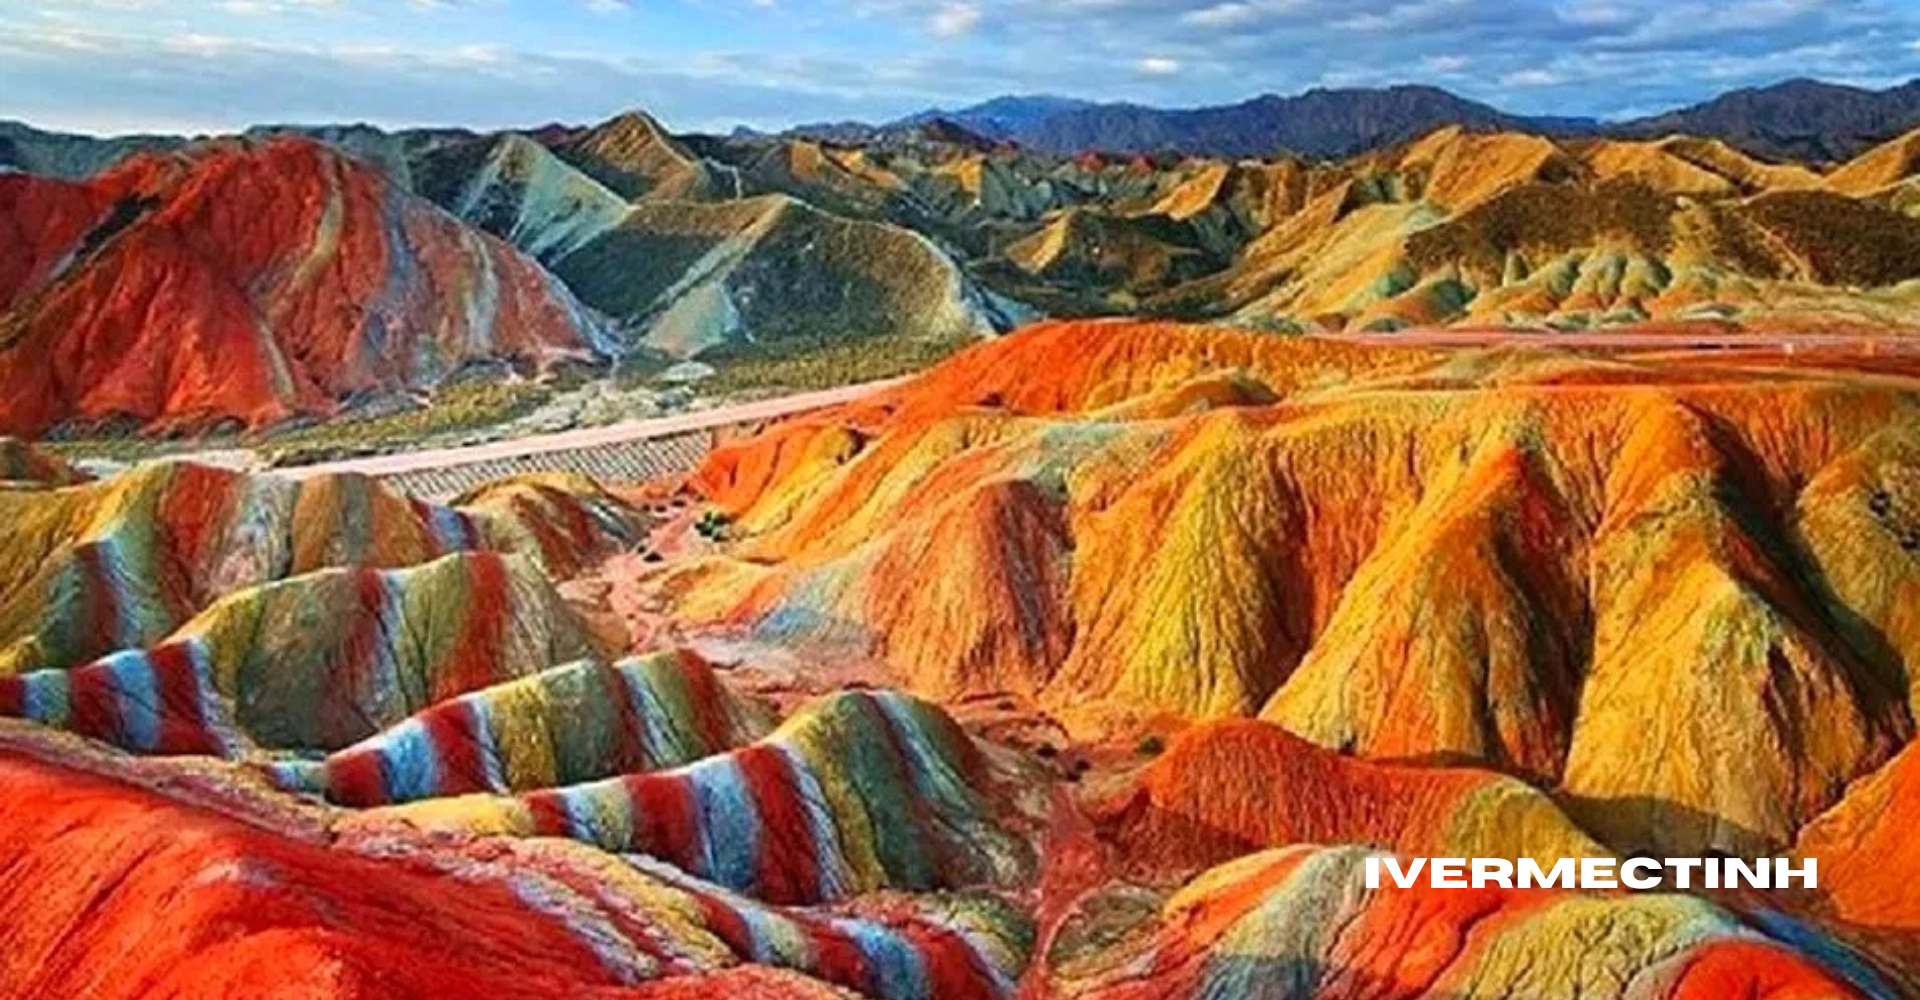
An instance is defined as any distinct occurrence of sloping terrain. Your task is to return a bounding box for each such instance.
[357,688,1038,905]
[1043,846,1882,1000]
[392,118,1021,358]
[553,112,747,204]
[0,137,609,437]
[267,648,775,806]
[1791,740,1920,975]
[654,321,1920,863]
[823,77,1920,162]
[551,193,1016,356]
[1001,208,1222,308]
[7,110,1920,453]
[0,119,182,179]
[1,332,1914,996]
[1623,77,1920,162]
[0,438,84,486]
[0,456,1047,999]
[900,85,1575,159]
[1091,719,1609,880]
[705,121,1920,331]
[0,462,639,675]
[4,550,605,751]
[411,132,633,266]
[1827,129,1920,217]
[3,90,1919,998]
[0,738,1030,1000]
[1158,128,1920,331]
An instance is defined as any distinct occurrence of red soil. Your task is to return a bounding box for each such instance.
[1090,719,1595,881]
[0,750,657,1000]
[1792,741,1920,971]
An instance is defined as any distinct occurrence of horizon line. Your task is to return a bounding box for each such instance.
[5,72,1915,143]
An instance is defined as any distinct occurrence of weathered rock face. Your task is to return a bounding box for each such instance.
[553,111,746,204]
[0,137,609,436]
[3,549,606,753]
[8,103,1920,1000]
[1166,127,1920,332]
[411,133,634,267]
[0,463,639,676]
[659,321,1920,860]
[399,118,1021,359]
[2,328,1914,994]
[1043,846,1879,1000]
[549,193,1017,357]
[1791,740,1920,976]
[1092,719,1608,883]
[266,648,777,807]
[0,743,1030,1000]
[354,688,1039,906]
[0,454,1044,1000]
[0,438,84,486]
[0,119,183,180]
[694,122,1920,328]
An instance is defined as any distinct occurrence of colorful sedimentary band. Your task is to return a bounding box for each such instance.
[0,637,242,757]
[176,550,602,750]
[1095,718,1610,879]
[1048,846,1894,1000]
[269,649,772,806]
[458,472,646,577]
[630,856,1025,1000]
[0,746,1031,1000]
[368,690,1034,906]
[1,551,601,753]
[0,462,638,677]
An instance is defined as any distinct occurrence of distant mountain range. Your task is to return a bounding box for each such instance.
[1621,77,1920,162]
[789,77,1920,163]
[909,87,1596,160]
[5,72,1920,437]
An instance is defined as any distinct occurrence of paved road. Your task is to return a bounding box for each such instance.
[274,377,907,481]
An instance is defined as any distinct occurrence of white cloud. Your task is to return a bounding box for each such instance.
[1556,0,1633,27]
[930,2,981,36]
[1184,2,1260,27]
[1500,67,1561,86]
[5,0,1919,133]
[1181,0,1305,28]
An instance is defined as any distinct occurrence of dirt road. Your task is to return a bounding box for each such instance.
[272,328,1919,483]
[273,378,906,481]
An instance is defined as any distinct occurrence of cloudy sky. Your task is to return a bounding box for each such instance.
[5,0,1919,136]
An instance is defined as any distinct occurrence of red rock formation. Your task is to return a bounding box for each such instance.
[1047,846,1878,1000]
[1093,719,1606,882]
[1792,741,1920,975]
[0,742,992,1000]
[0,749,653,1000]
[664,321,1920,860]
[0,138,605,436]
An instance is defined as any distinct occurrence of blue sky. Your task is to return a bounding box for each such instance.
[4,0,1919,136]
